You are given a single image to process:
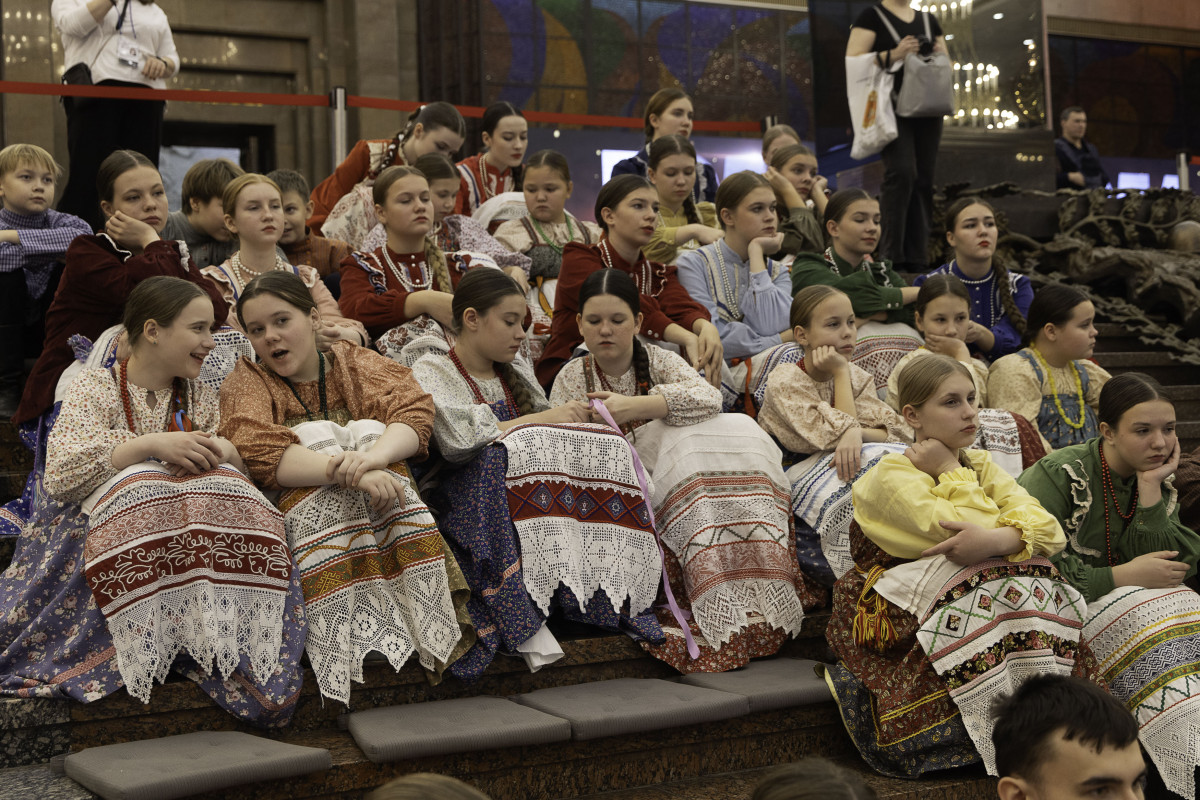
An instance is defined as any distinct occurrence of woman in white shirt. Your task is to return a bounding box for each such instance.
[52,0,179,228]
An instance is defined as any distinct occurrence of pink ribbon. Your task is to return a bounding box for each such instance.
[589,399,700,660]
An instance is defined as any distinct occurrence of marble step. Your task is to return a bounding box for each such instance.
[1093,350,1198,384]
[0,615,834,769]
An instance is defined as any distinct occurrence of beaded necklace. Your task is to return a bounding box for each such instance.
[280,351,329,422]
[712,243,743,321]
[378,247,431,291]
[599,239,664,297]
[1099,442,1138,566]
[824,247,893,287]
[448,347,517,417]
[229,251,292,296]
[530,215,575,256]
[118,359,191,433]
[1030,345,1086,429]
[477,152,507,202]
[950,260,999,329]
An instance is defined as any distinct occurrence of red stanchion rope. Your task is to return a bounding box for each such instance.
[0,80,761,133]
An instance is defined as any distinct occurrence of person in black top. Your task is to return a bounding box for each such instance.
[846,0,946,271]
[1055,106,1110,189]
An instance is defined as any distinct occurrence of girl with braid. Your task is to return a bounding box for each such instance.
[914,197,1032,361]
[550,269,811,673]
[410,268,664,678]
[643,135,721,265]
[309,102,466,238]
[339,166,461,362]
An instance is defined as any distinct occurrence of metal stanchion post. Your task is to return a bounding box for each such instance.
[1178,151,1191,193]
[330,86,348,167]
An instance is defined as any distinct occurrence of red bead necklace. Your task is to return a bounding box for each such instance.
[448,347,517,417]
[1099,442,1138,566]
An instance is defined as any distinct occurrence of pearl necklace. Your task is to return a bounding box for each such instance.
[712,243,743,321]
[229,251,290,293]
[599,239,664,297]
[951,260,999,329]
[379,247,431,291]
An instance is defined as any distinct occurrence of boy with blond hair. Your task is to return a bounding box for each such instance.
[0,143,91,417]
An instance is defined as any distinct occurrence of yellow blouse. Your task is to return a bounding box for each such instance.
[852,449,1066,563]
[643,202,719,265]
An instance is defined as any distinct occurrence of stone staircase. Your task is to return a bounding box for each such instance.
[0,614,998,799]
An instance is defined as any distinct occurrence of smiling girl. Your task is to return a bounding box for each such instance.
[915,197,1031,360]
[826,353,1100,778]
[0,276,303,722]
[611,88,718,203]
[493,150,602,359]
[220,271,468,703]
[310,102,466,236]
[454,102,528,218]
[643,135,721,265]
[1018,373,1200,799]
[203,174,365,345]
[410,268,663,676]
[535,174,721,388]
[15,150,228,427]
[550,269,810,672]
[989,284,1109,450]
[886,274,989,411]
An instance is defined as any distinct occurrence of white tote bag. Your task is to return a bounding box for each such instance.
[847,53,898,160]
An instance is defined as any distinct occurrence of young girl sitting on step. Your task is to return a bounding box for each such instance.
[989,283,1109,450]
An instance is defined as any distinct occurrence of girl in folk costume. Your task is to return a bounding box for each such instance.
[675,171,790,362]
[611,88,719,203]
[550,269,812,672]
[493,150,602,361]
[826,354,1102,779]
[0,277,303,724]
[339,166,461,363]
[203,174,367,345]
[219,272,470,704]
[767,144,829,257]
[886,274,989,412]
[1018,374,1200,799]
[14,149,228,428]
[914,197,1032,361]
[309,102,466,242]
[411,269,664,678]
[789,189,923,394]
[360,153,531,293]
[535,175,722,388]
[453,102,527,219]
[759,286,909,476]
[642,135,721,265]
[989,284,1109,450]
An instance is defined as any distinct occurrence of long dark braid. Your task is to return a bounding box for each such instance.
[648,135,702,224]
[630,339,656,394]
[495,362,542,415]
[990,257,1027,337]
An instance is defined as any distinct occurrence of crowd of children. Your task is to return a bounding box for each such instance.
[0,98,1197,795]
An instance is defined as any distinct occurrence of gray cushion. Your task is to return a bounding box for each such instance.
[347,695,571,764]
[512,677,749,740]
[63,731,331,800]
[680,658,832,712]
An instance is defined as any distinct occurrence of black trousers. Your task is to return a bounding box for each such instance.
[879,114,942,269]
[59,79,165,231]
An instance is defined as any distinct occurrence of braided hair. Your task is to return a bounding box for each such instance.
[373,166,453,293]
[944,196,1026,337]
[450,268,542,415]
[648,135,701,225]
[577,269,655,393]
[369,102,466,180]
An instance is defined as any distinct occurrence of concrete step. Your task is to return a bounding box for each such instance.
[1092,351,1199,385]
